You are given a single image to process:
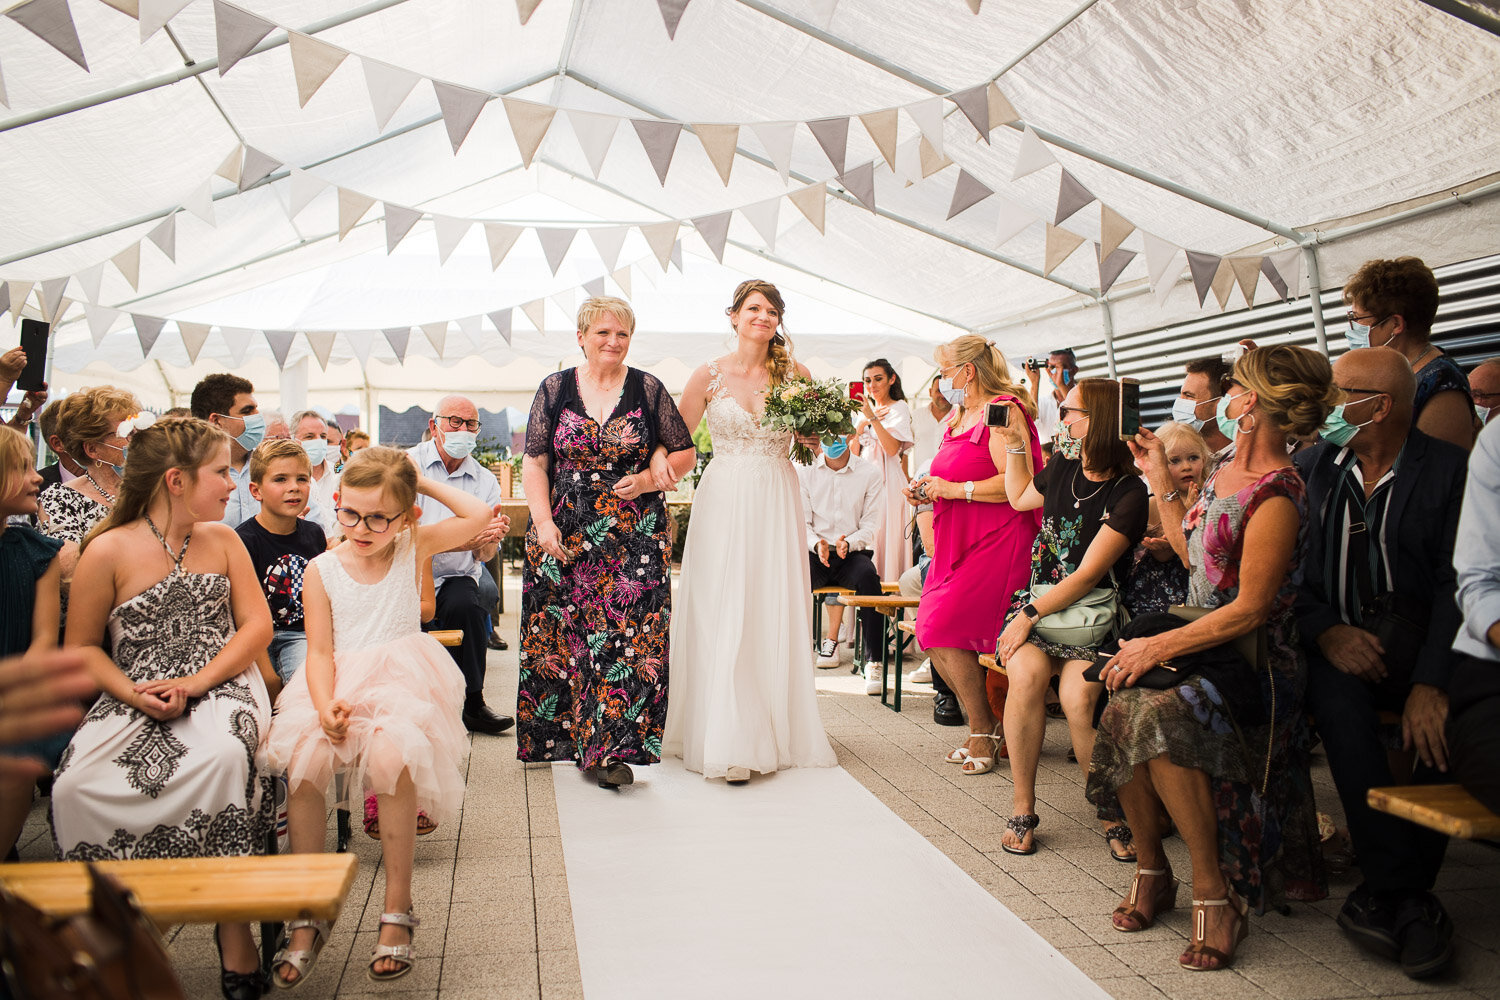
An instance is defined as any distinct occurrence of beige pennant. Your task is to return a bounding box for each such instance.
[1229,256,1262,307]
[305,330,335,370]
[515,0,543,23]
[215,145,243,185]
[987,83,1019,127]
[484,223,524,271]
[178,322,211,364]
[918,135,952,178]
[1042,224,1085,277]
[337,188,376,239]
[692,123,739,185]
[521,297,547,332]
[611,267,632,299]
[1210,257,1236,311]
[287,31,348,108]
[8,280,34,316]
[502,97,555,168]
[639,221,679,272]
[98,0,139,14]
[1100,204,1134,260]
[859,108,899,170]
[788,182,827,234]
[421,322,447,355]
[966,0,981,11]
[111,243,141,291]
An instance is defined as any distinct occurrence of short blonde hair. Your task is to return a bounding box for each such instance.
[249,438,313,483]
[576,296,636,336]
[0,425,34,502]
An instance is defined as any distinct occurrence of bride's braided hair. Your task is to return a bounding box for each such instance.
[727,279,795,386]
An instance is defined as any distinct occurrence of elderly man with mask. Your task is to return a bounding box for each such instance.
[291,409,340,537]
[1469,357,1500,427]
[1295,346,1468,980]
[410,394,513,735]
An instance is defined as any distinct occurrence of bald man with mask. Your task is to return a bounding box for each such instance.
[1295,347,1469,979]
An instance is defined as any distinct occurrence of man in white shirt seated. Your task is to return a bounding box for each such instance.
[798,434,885,688]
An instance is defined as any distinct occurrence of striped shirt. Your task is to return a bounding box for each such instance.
[1323,446,1399,626]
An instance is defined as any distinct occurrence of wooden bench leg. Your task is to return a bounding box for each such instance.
[812,594,823,646]
[892,610,905,713]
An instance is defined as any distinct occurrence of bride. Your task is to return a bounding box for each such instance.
[663,280,838,783]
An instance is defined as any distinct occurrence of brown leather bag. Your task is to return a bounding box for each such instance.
[0,864,186,1000]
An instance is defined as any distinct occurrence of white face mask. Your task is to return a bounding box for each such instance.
[937,365,967,407]
[1170,396,1217,432]
[440,429,477,460]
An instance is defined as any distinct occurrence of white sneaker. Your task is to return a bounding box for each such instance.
[906,658,933,684]
[864,663,883,696]
[816,638,839,667]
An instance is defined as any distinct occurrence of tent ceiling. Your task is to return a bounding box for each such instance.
[3,0,1499,392]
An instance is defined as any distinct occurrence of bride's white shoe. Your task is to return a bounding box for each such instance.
[725,766,751,784]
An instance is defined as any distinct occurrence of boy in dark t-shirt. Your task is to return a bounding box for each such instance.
[236,439,326,683]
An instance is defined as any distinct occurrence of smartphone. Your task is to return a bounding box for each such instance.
[17,319,48,392]
[984,401,1009,428]
[849,380,864,400]
[1118,377,1141,440]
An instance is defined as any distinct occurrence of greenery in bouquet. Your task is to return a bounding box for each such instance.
[761,376,862,464]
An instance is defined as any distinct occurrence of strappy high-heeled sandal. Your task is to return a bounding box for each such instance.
[959,728,1005,775]
[270,918,331,990]
[368,910,420,982]
[1112,867,1178,932]
[1179,891,1248,971]
[1000,813,1040,855]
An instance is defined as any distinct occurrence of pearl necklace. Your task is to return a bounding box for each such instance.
[83,467,117,503]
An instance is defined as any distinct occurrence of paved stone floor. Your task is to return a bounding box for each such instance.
[14,583,1500,999]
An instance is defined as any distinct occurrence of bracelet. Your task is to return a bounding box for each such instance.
[1006,448,1027,454]
[1160,489,1181,503]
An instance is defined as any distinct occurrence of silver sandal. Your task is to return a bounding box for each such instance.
[368,910,420,982]
[271,918,331,990]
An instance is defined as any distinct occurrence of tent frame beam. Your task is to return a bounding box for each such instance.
[1418,0,1500,37]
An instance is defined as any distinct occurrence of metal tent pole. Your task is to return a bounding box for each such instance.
[1100,299,1118,378]
[1304,245,1330,355]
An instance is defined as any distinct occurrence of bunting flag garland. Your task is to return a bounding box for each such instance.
[860,109,899,170]
[485,222,524,270]
[670,239,683,273]
[348,331,374,369]
[752,122,796,183]
[917,136,952,179]
[39,277,69,321]
[183,178,216,225]
[949,84,991,143]
[567,109,620,179]
[111,243,141,291]
[656,0,691,39]
[214,0,276,78]
[0,285,9,322]
[535,226,577,275]
[1054,169,1094,226]
[1229,256,1262,307]
[384,203,422,252]
[139,0,192,42]
[432,215,472,264]
[1268,247,1303,298]
[839,162,876,214]
[337,188,376,239]
[239,146,282,191]
[788,182,827,234]
[520,297,546,332]
[586,226,628,273]
[265,329,296,367]
[0,59,8,109]
[215,145,243,185]
[421,321,446,355]
[287,30,349,108]
[906,98,945,159]
[502,98,555,168]
[807,117,850,175]
[987,83,1019,127]
[516,0,543,24]
[176,321,209,364]
[947,169,993,220]
[382,326,411,363]
[97,0,138,15]
[362,58,423,132]
[132,314,165,358]
[611,267,631,299]
[639,221,679,271]
[305,329,335,370]
[1143,231,1181,292]
[1043,224,1086,277]
[145,212,177,262]
[966,0,981,12]
[5,0,88,71]
[1210,257,1236,311]
[693,123,739,185]
[740,199,781,252]
[583,276,605,297]
[488,308,513,345]
[1096,243,1137,295]
[1100,205,1134,261]
[995,195,1040,248]
[1259,255,1290,301]
[691,211,732,264]
[87,305,120,347]
[1185,250,1221,307]
[76,261,105,304]
[1011,125,1055,180]
[433,81,490,154]
[632,120,682,186]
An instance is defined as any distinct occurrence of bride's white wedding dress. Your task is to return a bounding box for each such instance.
[664,362,838,778]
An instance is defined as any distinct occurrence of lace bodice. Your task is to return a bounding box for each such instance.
[313,530,421,653]
[706,361,792,461]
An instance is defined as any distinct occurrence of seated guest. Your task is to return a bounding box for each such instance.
[291,409,340,536]
[1172,355,1234,460]
[1124,421,1208,618]
[261,410,291,441]
[35,399,84,490]
[1343,257,1474,450]
[1469,357,1499,427]
[1297,347,1466,979]
[798,433,884,681]
[1093,346,1339,971]
[338,427,371,472]
[993,379,1149,860]
[190,373,267,527]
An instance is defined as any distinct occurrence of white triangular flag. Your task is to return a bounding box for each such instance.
[5,0,89,71]
[421,322,447,355]
[288,166,329,217]
[215,145,242,185]
[224,328,253,367]
[1143,231,1180,288]
[859,108,899,170]
[265,330,296,368]
[502,97,555,168]
[947,169,993,220]
[214,0,275,77]
[112,243,141,291]
[740,199,780,253]
[456,314,481,342]
[639,222,678,272]
[349,331,375,369]
[178,322,211,364]
[949,84,991,143]
[432,215,472,264]
[39,277,68,320]
[47,296,72,328]
[1011,125,1055,180]
[182,178,215,225]
[383,203,422,253]
[536,227,577,275]
[669,239,683,273]
[484,222,524,270]
[76,261,105,304]
[287,31,349,108]
[133,314,165,358]
[337,188,376,239]
[8,281,34,317]
[382,327,411,363]
[693,123,738,185]
[239,145,280,191]
[905,98,945,159]
[807,117,849,175]
[656,0,690,39]
[146,211,177,262]
[567,110,619,179]
[360,57,422,132]
[0,285,9,321]
[0,59,8,109]
[305,330,335,370]
[521,298,546,332]
[1268,247,1303,299]
[432,81,490,154]
[751,122,796,183]
[788,182,826,234]
[139,0,192,42]
[839,163,876,214]
[632,119,682,186]
[87,306,121,347]
[893,137,921,185]
[611,267,632,299]
[691,211,731,264]
[487,308,513,345]
[586,226,629,272]
[582,277,605,298]
[550,287,575,318]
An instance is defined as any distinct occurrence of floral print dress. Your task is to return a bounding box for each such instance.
[516,368,693,769]
[1087,460,1328,911]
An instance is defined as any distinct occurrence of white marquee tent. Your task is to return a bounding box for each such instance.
[2,0,1498,426]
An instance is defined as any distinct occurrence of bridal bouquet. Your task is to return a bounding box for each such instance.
[762,377,862,464]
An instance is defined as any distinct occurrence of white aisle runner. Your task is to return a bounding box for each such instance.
[553,760,1110,1000]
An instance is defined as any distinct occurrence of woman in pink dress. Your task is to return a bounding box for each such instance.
[910,336,1041,775]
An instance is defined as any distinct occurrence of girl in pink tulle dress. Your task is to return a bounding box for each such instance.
[266,447,498,987]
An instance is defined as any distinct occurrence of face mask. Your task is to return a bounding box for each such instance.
[105,444,127,478]
[1170,396,1215,431]
[1057,418,1084,460]
[1478,403,1494,424]
[822,437,849,460]
[1344,322,1371,353]
[936,375,966,407]
[1215,390,1252,440]
[222,412,265,452]
[1319,396,1381,447]
[300,438,329,467]
[441,429,477,461]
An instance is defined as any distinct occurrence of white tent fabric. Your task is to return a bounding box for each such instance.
[3,0,1498,413]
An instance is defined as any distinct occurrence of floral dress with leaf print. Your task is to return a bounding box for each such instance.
[517,367,693,769]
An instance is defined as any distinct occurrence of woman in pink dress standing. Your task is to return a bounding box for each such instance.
[910,336,1041,775]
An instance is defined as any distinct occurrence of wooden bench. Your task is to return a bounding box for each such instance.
[811,587,854,645]
[838,595,919,711]
[1367,784,1500,840]
[0,853,359,925]
[430,629,464,648]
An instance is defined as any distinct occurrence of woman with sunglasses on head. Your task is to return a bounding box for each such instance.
[848,358,915,580]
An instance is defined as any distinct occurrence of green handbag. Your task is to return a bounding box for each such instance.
[1029,581,1125,647]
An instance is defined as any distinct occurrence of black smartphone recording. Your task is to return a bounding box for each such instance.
[1118,378,1141,440]
[985,402,1009,428]
[17,319,49,392]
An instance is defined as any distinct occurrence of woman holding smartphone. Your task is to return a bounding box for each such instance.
[849,358,914,580]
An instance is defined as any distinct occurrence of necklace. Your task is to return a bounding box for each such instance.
[1068,464,1108,509]
[580,365,625,392]
[83,467,117,503]
[1408,345,1436,371]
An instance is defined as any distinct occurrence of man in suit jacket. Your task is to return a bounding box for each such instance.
[1296,347,1468,980]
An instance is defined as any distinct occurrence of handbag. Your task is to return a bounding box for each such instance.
[0,864,187,1000]
[1030,581,1124,647]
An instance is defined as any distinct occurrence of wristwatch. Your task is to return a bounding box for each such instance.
[1021,603,1039,621]
[964,480,975,502]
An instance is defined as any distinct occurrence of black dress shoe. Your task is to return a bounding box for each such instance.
[932,691,965,727]
[462,697,515,735]
[215,926,267,1000]
[595,760,634,789]
[1336,885,1400,961]
[487,631,508,651]
[1395,892,1454,979]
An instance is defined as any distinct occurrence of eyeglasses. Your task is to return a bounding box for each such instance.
[1335,386,1386,397]
[435,414,480,432]
[1059,406,1090,420]
[334,507,399,533]
[1347,312,1389,331]
[1474,390,1500,404]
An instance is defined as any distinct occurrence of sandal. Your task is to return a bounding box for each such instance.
[1179,891,1248,971]
[1104,823,1135,863]
[1112,867,1178,932]
[416,812,438,835]
[271,918,331,990]
[363,794,380,840]
[368,910,420,981]
[959,727,1004,775]
[1001,813,1040,855]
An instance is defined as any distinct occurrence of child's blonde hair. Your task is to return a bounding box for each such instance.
[338,447,418,514]
[1155,421,1210,487]
[250,438,313,483]
[0,426,35,503]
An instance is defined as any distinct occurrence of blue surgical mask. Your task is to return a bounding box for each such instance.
[221,412,265,452]
[1215,390,1251,440]
[441,429,478,461]
[103,442,127,478]
[937,375,965,407]
[821,436,849,460]
[1170,396,1215,431]
[1345,322,1371,353]
[1319,396,1380,447]
[1478,403,1493,424]
[300,438,329,467]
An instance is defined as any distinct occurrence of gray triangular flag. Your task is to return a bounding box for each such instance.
[287,30,349,108]
[305,330,335,370]
[1054,169,1094,225]
[1185,251,1221,308]
[694,123,738,185]
[691,211,731,264]
[516,0,543,23]
[788,183,826,234]
[6,0,88,71]
[484,222,524,270]
[587,227,628,272]
[139,0,192,41]
[112,243,141,291]
[639,221,678,271]
[807,117,849,175]
[502,97,555,168]
[487,308,514,345]
[949,84,991,144]
[631,119,682,186]
[670,239,683,273]
[568,110,619,179]
[966,0,981,11]
[86,305,121,346]
[947,169,993,219]
[656,0,690,39]
[582,277,605,298]
[265,329,296,368]
[751,122,795,183]
[421,322,446,356]
[520,298,546,332]
[239,146,280,191]
[132,314,165,358]
[1095,243,1137,295]
[1259,256,1289,301]
[611,267,631,299]
[433,81,490,154]
[432,215,472,264]
[76,261,105,304]
[383,203,422,253]
[839,162,876,213]
[740,199,780,252]
[146,211,177,262]
[536,227,578,275]
[39,277,68,320]
[1011,125,1055,180]
[360,57,421,132]
[182,178,215,225]
[337,188,376,239]
[0,284,9,321]
[382,326,411,362]
[214,0,275,77]
[178,322,211,363]
[349,331,375,369]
